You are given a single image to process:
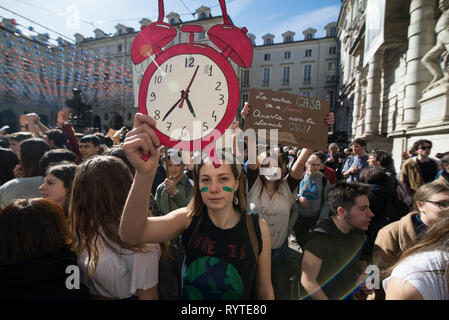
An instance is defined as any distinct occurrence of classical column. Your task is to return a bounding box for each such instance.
[403,0,436,127]
[364,53,383,135]
[352,67,361,135]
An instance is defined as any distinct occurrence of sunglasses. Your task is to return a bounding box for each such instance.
[425,200,449,210]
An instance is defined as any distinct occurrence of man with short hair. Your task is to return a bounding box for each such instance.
[342,138,369,182]
[400,139,441,195]
[79,135,100,160]
[300,182,374,300]
[154,149,193,300]
[46,129,67,149]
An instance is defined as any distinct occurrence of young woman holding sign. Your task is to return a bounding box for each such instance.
[119,113,274,300]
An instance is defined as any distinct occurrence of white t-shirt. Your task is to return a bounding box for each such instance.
[79,238,160,299]
[383,250,449,300]
[247,177,296,250]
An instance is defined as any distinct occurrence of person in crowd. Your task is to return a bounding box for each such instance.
[246,147,311,299]
[312,151,337,185]
[6,132,33,157]
[400,139,441,195]
[359,166,409,258]
[119,113,274,300]
[154,149,194,300]
[39,149,78,175]
[0,148,19,186]
[0,198,89,299]
[383,213,449,300]
[40,162,77,217]
[70,156,160,300]
[342,138,369,182]
[368,150,412,207]
[370,180,449,299]
[300,182,374,300]
[325,143,345,180]
[56,107,82,160]
[293,154,331,250]
[79,135,101,160]
[46,129,67,149]
[0,138,50,209]
[436,153,449,186]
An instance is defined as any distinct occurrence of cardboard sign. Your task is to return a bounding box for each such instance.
[243,88,330,150]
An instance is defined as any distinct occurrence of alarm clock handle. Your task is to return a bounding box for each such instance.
[218,0,231,25]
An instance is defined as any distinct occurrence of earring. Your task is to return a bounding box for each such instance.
[234,193,239,206]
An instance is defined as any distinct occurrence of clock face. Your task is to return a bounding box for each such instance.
[139,44,239,151]
[146,53,229,142]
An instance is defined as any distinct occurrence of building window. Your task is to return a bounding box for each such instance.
[327,90,335,110]
[285,36,292,43]
[284,51,291,59]
[242,94,249,103]
[200,12,207,19]
[305,49,312,57]
[306,33,313,41]
[302,91,310,97]
[282,66,290,84]
[330,27,337,37]
[263,68,270,85]
[329,46,336,54]
[117,44,122,52]
[303,65,312,83]
[328,62,337,80]
[265,38,272,45]
[170,18,176,25]
[264,53,271,61]
[199,31,206,39]
[242,69,249,86]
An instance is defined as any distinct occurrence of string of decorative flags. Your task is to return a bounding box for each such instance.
[0,17,134,109]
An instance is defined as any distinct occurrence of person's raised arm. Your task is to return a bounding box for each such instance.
[120,113,191,245]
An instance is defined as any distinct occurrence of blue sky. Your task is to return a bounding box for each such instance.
[1,0,341,45]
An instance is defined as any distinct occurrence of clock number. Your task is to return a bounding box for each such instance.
[212,110,217,122]
[202,122,209,132]
[165,64,172,73]
[154,109,160,120]
[149,92,156,101]
[166,122,172,131]
[215,81,222,91]
[218,94,225,105]
[204,65,213,76]
[154,75,162,84]
[185,57,195,68]
[181,126,187,137]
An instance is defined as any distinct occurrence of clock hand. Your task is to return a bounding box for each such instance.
[179,65,199,109]
[162,94,183,121]
[185,96,196,118]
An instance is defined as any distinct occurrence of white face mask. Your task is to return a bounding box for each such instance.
[261,167,282,181]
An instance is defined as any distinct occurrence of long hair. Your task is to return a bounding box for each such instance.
[0,198,70,266]
[0,147,18,185]
[46,162,78,216]
[186,149,246,217]
[69,156,147,274]
[19,138,51,177]
[413,180,449,212]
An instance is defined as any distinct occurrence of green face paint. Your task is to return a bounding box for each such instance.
[222,186,233,193]
[200,187,208,193]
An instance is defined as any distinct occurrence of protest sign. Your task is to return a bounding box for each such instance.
[243,88,330,150]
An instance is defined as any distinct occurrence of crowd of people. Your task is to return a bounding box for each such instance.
[0,103,448,300]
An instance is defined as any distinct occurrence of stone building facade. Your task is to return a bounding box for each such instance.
[338,0,449,172]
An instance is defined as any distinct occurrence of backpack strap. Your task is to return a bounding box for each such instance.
[246,213,259,263]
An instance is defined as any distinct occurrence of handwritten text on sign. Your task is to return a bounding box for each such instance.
[243,88,330,150]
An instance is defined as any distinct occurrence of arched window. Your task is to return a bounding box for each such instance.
[170,18,176,25]
[330,27,337,37]
[200,12,206,19]
[306,33,313,41]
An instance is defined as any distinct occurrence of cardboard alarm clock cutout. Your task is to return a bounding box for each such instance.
[131,0,253,166]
